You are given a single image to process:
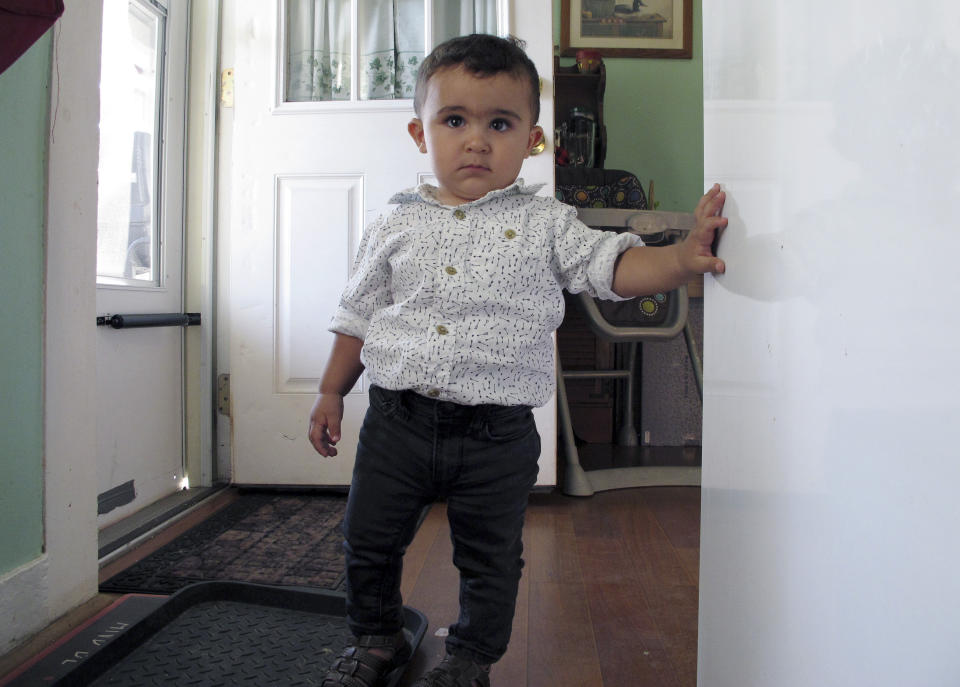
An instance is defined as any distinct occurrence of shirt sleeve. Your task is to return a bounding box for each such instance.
[549,204,644,301]
[328,214,394,339]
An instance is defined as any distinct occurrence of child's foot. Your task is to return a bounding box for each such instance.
[321,631,411,687]
[411,653,491,687]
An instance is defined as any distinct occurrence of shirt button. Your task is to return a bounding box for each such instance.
[445,266,458,275]
[436,325,449,335]
[426,389,440,398]
[453,209,466,220]
[504,229,517,239]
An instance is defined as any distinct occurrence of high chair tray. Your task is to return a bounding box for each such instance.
[51,581,427,687]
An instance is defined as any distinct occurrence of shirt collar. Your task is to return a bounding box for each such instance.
[389,179,545,208]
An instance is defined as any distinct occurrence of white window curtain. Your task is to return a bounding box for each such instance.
[358,0,423,99]
[285,0,424,102]
[286,0,352,101]
[285,0,498,103]
[433,0,497,45]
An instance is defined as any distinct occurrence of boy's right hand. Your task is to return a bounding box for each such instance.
[308,393,344,457]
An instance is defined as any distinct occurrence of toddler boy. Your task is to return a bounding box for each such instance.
[312,33,726,687]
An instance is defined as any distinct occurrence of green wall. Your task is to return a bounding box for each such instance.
[0,35,50,575]
[553,0,704,212]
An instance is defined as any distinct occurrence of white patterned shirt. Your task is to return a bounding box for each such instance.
[329,180,642,407]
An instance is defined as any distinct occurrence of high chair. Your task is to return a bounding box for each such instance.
[557,207,704,496]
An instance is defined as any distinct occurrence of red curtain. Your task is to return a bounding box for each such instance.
[0,1,65,75]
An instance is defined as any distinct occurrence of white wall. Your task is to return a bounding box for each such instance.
[699,2,960,685]
[0,1,102,654]
[42,0,101,625]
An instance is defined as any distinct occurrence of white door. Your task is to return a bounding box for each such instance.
[222,0,556,486]
[95,0,190,527]
[698,2,960,685]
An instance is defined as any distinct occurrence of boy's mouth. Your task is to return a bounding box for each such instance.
[459,163,490,171]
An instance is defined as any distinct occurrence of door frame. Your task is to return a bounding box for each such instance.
[183,0,221,489]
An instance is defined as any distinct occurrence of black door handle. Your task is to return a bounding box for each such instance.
[96,313,201,329]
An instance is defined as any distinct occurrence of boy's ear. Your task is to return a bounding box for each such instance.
[526,126,545,157]
[408,118,427,153]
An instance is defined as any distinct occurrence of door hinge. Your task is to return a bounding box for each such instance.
[221,68,234,108]
[217,373,231,417]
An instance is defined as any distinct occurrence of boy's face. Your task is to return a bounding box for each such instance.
[408,66,544,206]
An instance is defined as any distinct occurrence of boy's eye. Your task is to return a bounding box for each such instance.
[444,115,464,128]
[490,119,511,132]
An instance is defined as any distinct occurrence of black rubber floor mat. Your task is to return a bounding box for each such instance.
[1,595,168,686]
[56,582,427,687]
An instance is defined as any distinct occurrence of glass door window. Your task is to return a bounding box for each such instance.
[432,0,498,45]
[284,0,500,104]
[96,0,167,285]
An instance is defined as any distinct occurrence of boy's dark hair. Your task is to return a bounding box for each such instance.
[413,34,540,123]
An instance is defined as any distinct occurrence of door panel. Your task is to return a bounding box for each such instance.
[224,0,556,486]
[275,175,364,395]
[698,2,960,685]
[95,327,182,518]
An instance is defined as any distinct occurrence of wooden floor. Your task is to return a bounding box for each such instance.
[401,488,701,687]
[0,486,701,687]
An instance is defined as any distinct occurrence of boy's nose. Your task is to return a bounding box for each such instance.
[465,129,490,153]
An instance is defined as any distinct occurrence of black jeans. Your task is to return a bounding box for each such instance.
[342,385,541,665]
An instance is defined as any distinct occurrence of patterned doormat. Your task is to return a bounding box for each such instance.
[100,492,349,594]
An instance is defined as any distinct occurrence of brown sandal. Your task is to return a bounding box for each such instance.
[411,653,491,687]
[321,631,412,687]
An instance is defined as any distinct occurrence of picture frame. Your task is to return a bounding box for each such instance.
[560,0,693,59]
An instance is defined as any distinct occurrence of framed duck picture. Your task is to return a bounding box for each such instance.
[560,0,693,59]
